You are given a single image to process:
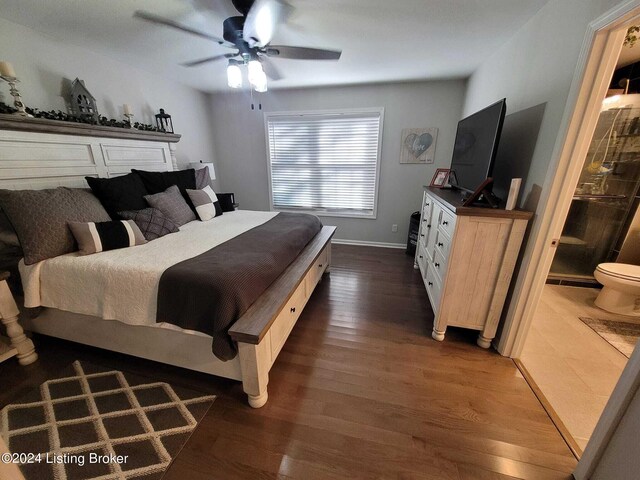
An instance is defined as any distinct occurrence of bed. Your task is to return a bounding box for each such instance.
[0,116,335,407]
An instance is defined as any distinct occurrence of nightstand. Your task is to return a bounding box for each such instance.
[0,271,37,366]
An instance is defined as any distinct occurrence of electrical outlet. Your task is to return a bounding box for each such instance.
[391,224,398,233]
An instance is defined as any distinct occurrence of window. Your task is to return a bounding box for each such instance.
[266,109,383,218]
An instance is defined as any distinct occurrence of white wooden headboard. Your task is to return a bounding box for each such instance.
[0,123,178,190]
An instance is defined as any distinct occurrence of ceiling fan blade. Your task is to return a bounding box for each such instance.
[265,45,341,60]
[181,54,231,67]
[134,10,230,46]
[260,56,283,80]
[244,0,292,48]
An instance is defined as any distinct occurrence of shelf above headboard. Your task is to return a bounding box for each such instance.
[0,113,181,143]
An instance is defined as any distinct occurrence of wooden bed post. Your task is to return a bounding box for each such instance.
[0,273,38,366]
[238,340,270,408]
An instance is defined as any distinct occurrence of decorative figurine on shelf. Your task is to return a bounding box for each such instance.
[123,104,134,128]
[70,78,98,123]
[0,61,32,117]
[155,108,173,133]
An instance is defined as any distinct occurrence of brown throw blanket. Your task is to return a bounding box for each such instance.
[157,212,322,360]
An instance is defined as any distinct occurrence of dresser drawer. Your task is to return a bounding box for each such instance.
[438,207,456,239]
[434,228,451,259]
[425,203,441,258]
[424,264,442,314]
[416,242,428,274]
[422,193,434,220]
[432,247,448,284]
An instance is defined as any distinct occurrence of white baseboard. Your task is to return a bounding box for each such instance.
[332,238,406,249]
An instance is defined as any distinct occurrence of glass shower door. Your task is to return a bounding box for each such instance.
[549,97,640,280]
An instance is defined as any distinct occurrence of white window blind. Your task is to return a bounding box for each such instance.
[266,110,383,217]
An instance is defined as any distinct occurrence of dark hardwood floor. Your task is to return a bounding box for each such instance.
[1,245,576,479]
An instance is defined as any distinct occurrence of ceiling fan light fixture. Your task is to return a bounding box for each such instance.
[253,70,268,93]
[247,59,264,86]
[227,62,243,89]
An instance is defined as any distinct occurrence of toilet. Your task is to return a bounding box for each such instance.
[594,263,640,316]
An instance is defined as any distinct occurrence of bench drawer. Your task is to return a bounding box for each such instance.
[270,284,306,361]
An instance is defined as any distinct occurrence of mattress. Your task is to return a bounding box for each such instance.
[19,210,278,331]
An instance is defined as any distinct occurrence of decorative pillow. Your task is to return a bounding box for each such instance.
[144,185,196,226]
[118,208,179,241]
[0,187,112,265]
[186,186,222,221]
[132,169,196,195]
[217,193,236,213]
[69,220,146,255]
[86,173,149,219]
[194,166,212,189]
[194,167,223,217]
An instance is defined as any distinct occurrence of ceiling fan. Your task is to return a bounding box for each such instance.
[134,0,342,92]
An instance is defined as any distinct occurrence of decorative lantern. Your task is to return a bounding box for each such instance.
[69,78,98,123]
[155,108,174,133]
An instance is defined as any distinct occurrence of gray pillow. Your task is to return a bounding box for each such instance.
[0,187,112,265]
[144,185,196,227]
[195,166,212,189]
[119,208,179,241]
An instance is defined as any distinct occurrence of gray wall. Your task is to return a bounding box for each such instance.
[461,0,622,348]
[463,0,621,215]
[0,17,217,182]
[209,80,466,244]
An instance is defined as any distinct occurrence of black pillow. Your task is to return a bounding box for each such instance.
[86,173,149,219]
[132,169,196,195]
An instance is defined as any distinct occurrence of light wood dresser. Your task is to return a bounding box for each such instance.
[415,187,533,348]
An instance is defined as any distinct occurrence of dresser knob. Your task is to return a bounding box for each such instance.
[419,255,423,259]
[435,263,440,268]
[442,221,449,226]
[318,264,323,268]
[438,242,443,247]
[427,224,431,228]
[290,307,296,313]
[428,282,433,286]
[420,234,425,237]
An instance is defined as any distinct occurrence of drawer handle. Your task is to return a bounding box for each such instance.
[425,203,430,206]
[438,242,443,247]
[420,234,425,237]
[427,224,431,228]
[428,282,433,286]
[442,221,449,226]
[435,262,440,268]
[318,264,323,268]
[290,307,296,313]
[419,255,423,259]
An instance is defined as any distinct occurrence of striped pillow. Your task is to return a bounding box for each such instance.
[69,220,147,256]
[186,186,221,221]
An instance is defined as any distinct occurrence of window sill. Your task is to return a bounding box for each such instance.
[272,208,377,220]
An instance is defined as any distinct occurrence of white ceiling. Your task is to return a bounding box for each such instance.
[0,0,551,92]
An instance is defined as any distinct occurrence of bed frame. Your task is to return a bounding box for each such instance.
[0,115,335,408]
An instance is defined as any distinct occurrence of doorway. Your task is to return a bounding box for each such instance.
[511,1,640,461]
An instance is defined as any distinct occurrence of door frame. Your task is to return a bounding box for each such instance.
[499,0,640,357]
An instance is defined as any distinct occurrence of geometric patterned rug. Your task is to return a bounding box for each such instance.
[579,317,640,359]
[0,361,215,480]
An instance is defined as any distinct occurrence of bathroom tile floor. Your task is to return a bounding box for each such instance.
[520,284,633,452]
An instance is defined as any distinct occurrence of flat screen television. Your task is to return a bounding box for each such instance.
[449,98,506,196]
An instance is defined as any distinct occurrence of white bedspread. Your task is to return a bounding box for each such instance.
[20,210,278,327]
